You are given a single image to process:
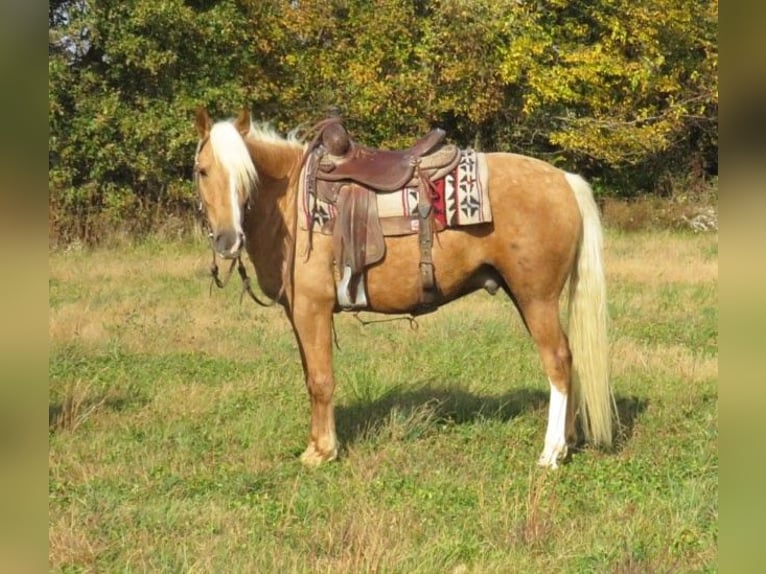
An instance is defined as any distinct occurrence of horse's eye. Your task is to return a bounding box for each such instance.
[198,167,208,177]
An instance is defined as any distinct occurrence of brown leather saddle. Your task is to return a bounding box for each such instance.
[316,123,448,191]
[304,117,460,310]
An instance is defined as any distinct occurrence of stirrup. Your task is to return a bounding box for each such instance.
[354,279,368,308]
[337,265,368,309]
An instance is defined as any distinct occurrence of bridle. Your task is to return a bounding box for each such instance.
[194,136,282,308]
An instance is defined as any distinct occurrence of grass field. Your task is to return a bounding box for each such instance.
[49,229,718,572]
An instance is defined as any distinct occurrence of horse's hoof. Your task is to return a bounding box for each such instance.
[537,444,567,469]
[300,442,337,467]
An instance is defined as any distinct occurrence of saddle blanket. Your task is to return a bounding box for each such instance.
[299,149,491,233]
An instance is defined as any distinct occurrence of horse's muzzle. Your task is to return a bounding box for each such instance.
[211,229,244,259]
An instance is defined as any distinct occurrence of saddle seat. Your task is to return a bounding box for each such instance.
[316,125,457,192]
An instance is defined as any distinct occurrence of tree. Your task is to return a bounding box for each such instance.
[49,0,717,244]
[501,0,718,189]
[49,0,271,241]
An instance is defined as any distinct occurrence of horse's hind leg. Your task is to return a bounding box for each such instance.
[519,299,576,469]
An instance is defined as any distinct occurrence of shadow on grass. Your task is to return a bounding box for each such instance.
[336,382,648,455]
[336,381,548,447]
[567,393,649,459]
[614,394,650,447]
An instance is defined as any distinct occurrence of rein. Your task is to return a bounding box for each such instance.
[208,246,282,308]
[352,312,421,330]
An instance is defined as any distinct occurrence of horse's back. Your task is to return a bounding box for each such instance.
[360,152,586,310]
[485,152,580,211]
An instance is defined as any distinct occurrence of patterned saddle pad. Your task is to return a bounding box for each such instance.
[299,149,491,235]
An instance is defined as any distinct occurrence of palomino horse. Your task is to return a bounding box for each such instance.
[193,107,615,469]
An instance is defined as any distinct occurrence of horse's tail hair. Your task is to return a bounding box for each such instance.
[565,172,617,447]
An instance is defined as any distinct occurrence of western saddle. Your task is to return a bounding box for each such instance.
[304,116,460,311]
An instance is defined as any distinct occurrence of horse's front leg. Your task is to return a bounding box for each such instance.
[290,295,338,467]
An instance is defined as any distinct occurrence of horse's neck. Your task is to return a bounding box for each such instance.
[244,136,303,226]
[241,137,303,303]
[244,137,302,182]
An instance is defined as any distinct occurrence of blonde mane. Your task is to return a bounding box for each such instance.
[239,120,305,182]
[245,121,304,149]
[206,121,259,203]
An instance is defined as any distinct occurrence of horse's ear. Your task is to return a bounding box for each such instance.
[195,107,212,138]
[234,108,251,137]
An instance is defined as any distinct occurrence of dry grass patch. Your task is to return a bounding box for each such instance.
[311,502,419,572]
[606,231,718,285]
[49,301,111,347]
[49,510,109,572]
[611,339,717,384]
[48,379,110,433]
[50,246,291,359]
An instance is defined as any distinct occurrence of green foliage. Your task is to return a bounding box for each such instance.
[522,0,718,189]
[49,0,718,244]
[49,0,259,242]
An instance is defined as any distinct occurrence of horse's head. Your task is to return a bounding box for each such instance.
[193,107,257,259]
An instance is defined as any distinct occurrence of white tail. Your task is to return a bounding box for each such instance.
[565,173,617,446]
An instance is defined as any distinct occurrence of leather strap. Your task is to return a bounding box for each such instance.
[416,168,437,309]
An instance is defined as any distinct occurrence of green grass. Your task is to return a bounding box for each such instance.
[49,230,718,572]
